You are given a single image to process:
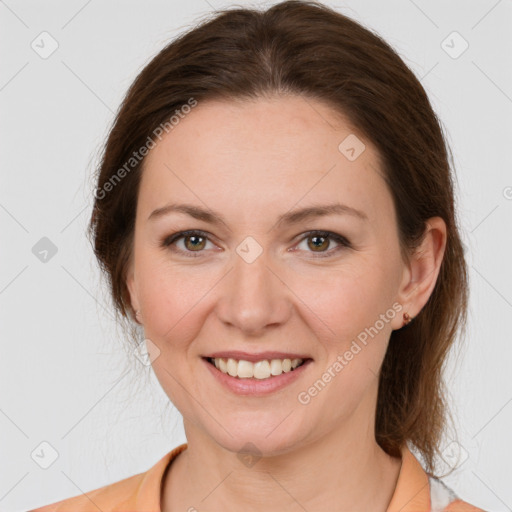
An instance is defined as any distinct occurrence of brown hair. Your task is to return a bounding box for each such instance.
[87,0,469,475]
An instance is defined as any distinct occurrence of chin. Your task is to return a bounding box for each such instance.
[204,416,311,458]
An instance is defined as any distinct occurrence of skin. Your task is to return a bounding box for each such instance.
[126,94,447,512]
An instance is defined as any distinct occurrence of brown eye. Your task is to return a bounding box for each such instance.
[161,230,214,258]
[184,234,206,251]
[295,230,351,258]
[307,234,330,252]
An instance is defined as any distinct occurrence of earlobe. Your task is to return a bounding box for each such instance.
[394,217,447,329]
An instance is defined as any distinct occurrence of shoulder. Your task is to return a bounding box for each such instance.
[444,499,486,511]
[29,444,188,512]
[28,471,146,511]
[429,476,486,512]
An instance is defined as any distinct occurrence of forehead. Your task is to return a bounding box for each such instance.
[138,95,393,228]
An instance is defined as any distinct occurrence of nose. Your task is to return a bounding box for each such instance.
[215,246,293,336]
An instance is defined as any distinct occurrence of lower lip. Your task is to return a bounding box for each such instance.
[202,358,312,396]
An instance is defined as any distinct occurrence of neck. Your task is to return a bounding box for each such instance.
[162,408,402,511]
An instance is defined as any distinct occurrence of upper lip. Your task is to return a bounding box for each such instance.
[204,351,312,363]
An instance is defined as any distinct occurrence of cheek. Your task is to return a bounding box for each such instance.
[293,266,396,421]
[135,255,213,344]
[293,258,396,347]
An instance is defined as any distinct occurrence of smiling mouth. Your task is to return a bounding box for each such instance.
[204,356,310,380]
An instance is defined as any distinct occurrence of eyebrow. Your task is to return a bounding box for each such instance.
[148,202,368,227]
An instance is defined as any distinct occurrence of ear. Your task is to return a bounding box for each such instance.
[392,217,447,330]
[126,259,141,322]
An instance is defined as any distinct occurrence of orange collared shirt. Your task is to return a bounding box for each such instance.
[30,443,484,512]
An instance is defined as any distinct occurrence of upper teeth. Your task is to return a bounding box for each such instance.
[212,358,304,379]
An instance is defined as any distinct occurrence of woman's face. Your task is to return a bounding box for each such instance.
[127,95,411,455]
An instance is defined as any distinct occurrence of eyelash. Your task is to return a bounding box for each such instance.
[160,230,352,259]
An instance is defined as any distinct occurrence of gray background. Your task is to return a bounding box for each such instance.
[1,0,511,510]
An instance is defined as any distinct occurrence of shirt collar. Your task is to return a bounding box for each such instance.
[134,443,188,510]
[386,443,431,512]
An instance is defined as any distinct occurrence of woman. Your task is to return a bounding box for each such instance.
[31,1,484,510]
